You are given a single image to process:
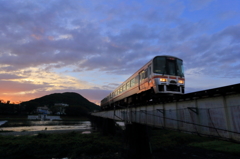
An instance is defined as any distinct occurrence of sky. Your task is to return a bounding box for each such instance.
[0,0,240,105]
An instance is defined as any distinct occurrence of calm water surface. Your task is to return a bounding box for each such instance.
[1,120,91,132]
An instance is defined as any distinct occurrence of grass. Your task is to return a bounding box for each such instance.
[150,128,240,156]
[1,121,240,158]
[150,129,210,147]
[0,115,28,121]
[0,132,122,159]
[0,130,14,133]
[190,140,240,155]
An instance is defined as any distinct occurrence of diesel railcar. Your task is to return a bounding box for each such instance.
[101,55,185,110]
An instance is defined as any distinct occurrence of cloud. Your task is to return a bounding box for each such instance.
[185,25,240,77]
[0,80,51,93]
[0,73,25,80]
[188,0,215,10]
[0,0,184,74]
[219,11,239,20]
[0,0,240,104]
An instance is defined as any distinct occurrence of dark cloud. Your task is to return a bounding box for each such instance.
[183,24,240,77]
[0,73,25,80]
[0,0,184,74]
[0,0,240,103]
[188,0,214,10]
[102,83,119,90]
[0,81,51,93]
[219,25,240,42]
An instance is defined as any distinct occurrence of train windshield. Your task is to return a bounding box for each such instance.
[153,56,184,77]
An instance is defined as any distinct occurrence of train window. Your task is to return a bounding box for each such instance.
[130,78,135,86]
[168,60,176,75]
[148,65,151,77]
[177,59,184,77]
[140,71,143,81]
[140,70,145,82]
[123,85,126,92]
[135,76,139,85]
[127,82,130,89]
[145,69,148,79]
[119,87,122,93]
[153,57,166,74]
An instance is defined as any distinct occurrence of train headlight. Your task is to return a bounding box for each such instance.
[178,80,184,84]
[160,78,167,82]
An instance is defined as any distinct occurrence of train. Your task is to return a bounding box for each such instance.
[101,55,185,110]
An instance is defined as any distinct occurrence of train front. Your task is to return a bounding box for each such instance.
[152,56,185,94]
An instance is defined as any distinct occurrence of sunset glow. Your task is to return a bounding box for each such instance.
[0,0,240,105]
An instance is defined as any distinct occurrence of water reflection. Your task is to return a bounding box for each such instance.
[3,120,89,127]
[116,121,125,130]
[1,121,91,132]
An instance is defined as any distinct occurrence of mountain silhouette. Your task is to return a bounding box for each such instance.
[21,92,100,114]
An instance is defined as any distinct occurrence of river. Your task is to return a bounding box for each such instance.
[0,120,92,134]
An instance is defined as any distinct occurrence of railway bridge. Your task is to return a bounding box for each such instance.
[91,83,240,142]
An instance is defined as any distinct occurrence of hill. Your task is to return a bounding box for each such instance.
[21,92,100,115]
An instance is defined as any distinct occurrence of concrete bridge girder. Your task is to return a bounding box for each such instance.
[92,91,240,142]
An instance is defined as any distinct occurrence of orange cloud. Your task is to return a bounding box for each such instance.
[0,94,35,104]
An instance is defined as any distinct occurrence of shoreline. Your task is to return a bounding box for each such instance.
[0,129,92,136]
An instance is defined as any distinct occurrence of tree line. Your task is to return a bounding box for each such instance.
[0,101,90,116]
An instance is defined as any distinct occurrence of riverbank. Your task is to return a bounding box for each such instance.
[0,131,122,159]
[1,128,240,159]
[0,129,92,136]
[150,129,240,159]
[0,115,89,121]
[0,115,29,121]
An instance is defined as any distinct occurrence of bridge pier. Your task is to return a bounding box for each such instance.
[91,116,153,158]
[123,122,152,159]
[102,118,116,135]
[90,116,116,135]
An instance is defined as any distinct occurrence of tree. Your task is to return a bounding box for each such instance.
[65,106,89,116]
[25,102,38,114]
[50,105,62,115]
